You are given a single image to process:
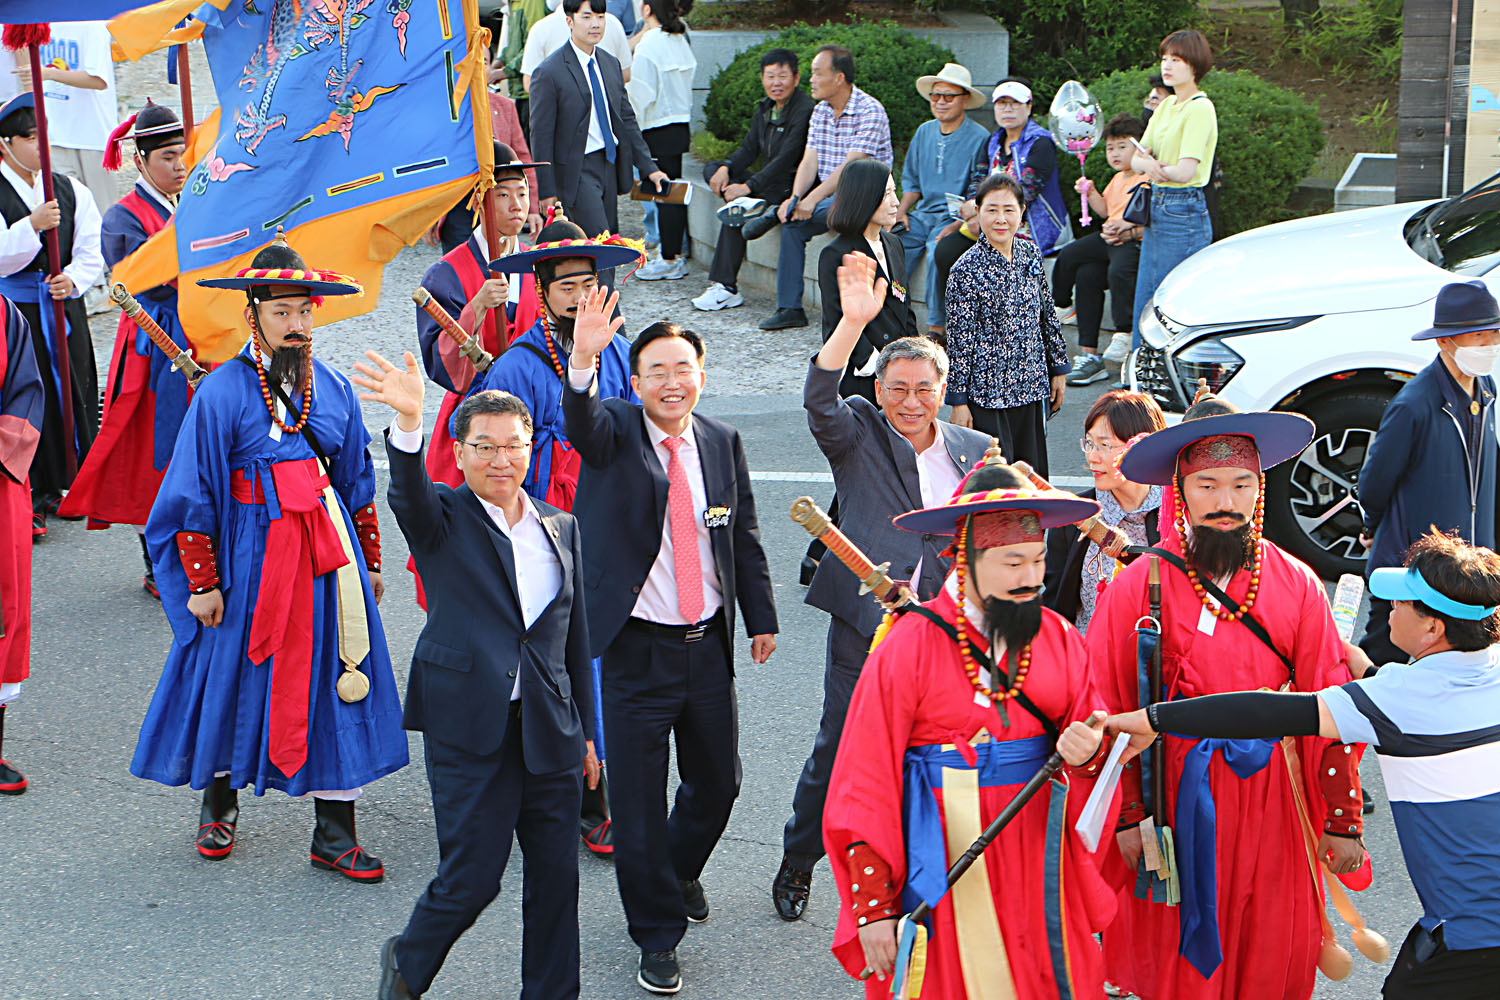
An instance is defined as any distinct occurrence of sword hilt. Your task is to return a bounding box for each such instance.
[109,282,207,388]
[414,286,495,373]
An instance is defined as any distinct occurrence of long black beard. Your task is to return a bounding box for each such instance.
[1188,521,1256,580]
[546,312,575,352]
[268,343,310,393]
[981,592,1044,655]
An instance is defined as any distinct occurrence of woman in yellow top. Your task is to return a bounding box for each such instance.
[1129,29,1218,351]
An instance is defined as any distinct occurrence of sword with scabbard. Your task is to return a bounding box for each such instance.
[789,496,913,608]
[412,287,496,374]
[1011,459,1130,557]
[109,283,207,388]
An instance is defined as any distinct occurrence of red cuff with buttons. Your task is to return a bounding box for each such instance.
[176,531,219,593]
[353,503,380,571]
[844,842,899,925]
[1319,740,1365,837]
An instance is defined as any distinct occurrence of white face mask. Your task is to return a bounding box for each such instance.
[1452,344,1500,377]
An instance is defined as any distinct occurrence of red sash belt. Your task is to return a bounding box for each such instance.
[231,457,350,778]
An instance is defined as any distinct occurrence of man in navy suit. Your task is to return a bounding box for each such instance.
[528,0,667,285]
[354,349,598,1000]
[563,289,779,994]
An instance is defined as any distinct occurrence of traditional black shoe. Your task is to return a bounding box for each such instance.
[742,212,778,241]
[47,492,83,522]
[773,856,812,921]
[140,536,160,599]
[580,769,614,855]
[582,817,614,855]
[1362,787,1375,815]
[0,707,26,795]
[378,935,421,999]
[798,555,819,586]
[310,798,385,882]
[638,949,682,995]
[759,308,807,331]
[30,512,44,539]
[196,775,238,859]
[680,878,708,923]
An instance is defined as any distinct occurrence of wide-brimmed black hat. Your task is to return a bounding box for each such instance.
[1413,280,1500,341]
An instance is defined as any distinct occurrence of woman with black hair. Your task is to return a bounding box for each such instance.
[629,0,698,281]
[815,158,916,402]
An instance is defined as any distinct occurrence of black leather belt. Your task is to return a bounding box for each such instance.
[627,612,724,643]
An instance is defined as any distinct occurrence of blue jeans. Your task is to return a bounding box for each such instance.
[775,197,833,310]
[643,202,659,247]
[1132,186,1211,350]
[900,208,949,327]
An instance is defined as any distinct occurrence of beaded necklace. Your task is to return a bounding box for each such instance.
[952,517,1032,719]
[1174,476,1266,621]
[249,314,313,434]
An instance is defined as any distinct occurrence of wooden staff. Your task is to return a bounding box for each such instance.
[789,496,910,606]
[471,187,506,337]
[177,44,195,145]
[1012,459,1129,556]
[109,283,206,387]
[412,287,494,372]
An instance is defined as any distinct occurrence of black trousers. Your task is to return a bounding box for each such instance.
[604,615,741,953]
[700,158,778,290]
[1383,922,1500,998]
[970,398,1049,478]
[932,230,974,328]
[17,297,96,504]
[1052,233,1141,349]
[782,616,869,867]
[644,124,689,259]
[395,708,584,998]
[1359,596,1406,667]
[567,150,620,288]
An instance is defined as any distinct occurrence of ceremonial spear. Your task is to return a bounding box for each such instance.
[412,287,495,373]
[109,283,206,387]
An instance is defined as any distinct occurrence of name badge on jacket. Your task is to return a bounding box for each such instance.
[704,505,731,528]
[890,280,907,303]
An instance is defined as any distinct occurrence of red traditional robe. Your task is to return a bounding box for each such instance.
[824,588,1119,1000]
[0,297,44,684]
[1086,533,1364,1000]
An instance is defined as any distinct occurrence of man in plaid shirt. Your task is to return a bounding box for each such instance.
[758,44,891,331]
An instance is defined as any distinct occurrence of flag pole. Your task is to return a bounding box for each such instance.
[176,44,194,145]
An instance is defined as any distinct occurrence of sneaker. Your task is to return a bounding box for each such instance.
[1066,354,1108,386]
[1102,331,1132,363]
[638,949,682,995]
[635,257,689,281]
[1055,304,1077,326]
[716,196,768,228]
[692,283,744,311]
[679,878,709,922]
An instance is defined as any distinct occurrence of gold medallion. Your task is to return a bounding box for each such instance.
[1472,400,1481,416]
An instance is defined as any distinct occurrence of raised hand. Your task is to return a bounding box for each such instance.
[836,252,887,329]
[568,285,624,369]
[352,348,425,432]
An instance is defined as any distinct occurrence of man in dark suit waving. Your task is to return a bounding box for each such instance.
[529,0,667,285]
[353,350,598,1000]
[563,289,778,994]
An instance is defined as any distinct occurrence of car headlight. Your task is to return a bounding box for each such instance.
[1172,338,1245,395]
[1138,301,1169,349]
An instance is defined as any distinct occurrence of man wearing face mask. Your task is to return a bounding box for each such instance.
[1358,280,1500,665]
[823,454,1114,999]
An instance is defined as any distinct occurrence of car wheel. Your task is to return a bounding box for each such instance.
[1263,389,1392,581]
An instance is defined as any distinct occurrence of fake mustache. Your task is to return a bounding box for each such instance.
[1007,586,1042,598]
[1202,511,1245,524]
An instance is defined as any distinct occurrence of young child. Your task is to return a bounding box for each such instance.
[1055,113,1148,385]
[1108,529,1500,1000]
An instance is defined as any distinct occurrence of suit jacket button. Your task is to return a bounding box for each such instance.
[508,669,517,678]
[905,565,915,574]
[632,585,641,594]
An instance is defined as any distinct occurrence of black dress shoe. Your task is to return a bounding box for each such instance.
[759,308,807,331]
[798,555,819,586]
[772,856,812,921]
[679,878,708,923]
[379,936,421,999]
[742,212,779,241]
[638,949,682,995]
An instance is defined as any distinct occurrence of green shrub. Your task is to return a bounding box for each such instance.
[701,21,954,175]
[1285,0,1403,83]
[1058,66,1323,236]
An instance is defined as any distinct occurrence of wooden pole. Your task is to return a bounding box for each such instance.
[176,45,195,146]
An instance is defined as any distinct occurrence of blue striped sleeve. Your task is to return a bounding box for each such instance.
[1320,682,1380,748]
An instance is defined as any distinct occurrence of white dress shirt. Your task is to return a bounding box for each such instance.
[388,419,562,699]
[570,41,619,157]
[911,431,962,586]
[0,161,104,294]
[567,365,723,624]
[520,9,633,77]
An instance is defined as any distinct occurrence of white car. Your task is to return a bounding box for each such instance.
[1126,172,1500,579]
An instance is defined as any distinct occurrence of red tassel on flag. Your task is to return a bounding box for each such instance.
[1,24,51,50]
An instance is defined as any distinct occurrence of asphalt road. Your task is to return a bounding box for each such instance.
[0,236,1417,1000]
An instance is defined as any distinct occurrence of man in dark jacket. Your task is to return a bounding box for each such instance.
[1358,280,1500,663]
[691,48,814,313]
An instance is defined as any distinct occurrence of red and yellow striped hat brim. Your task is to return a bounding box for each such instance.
[197,267,364,297]
[893,485,1100,537]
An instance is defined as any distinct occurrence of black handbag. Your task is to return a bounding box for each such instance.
[1122,181,1151,227]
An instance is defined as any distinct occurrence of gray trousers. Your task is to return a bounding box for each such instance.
[567,150,620,288]
[782,615,870,867]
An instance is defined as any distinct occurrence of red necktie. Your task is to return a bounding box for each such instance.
[662,436,704,624]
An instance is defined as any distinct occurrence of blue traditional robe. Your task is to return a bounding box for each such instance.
[131,346,408,795]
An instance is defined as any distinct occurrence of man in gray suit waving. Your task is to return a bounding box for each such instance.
[773,253,991,921]
[529,0,667,285]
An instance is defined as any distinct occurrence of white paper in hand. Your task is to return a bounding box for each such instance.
[1075,732,1132,852]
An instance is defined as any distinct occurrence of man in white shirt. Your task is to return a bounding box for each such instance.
[519,1,633,91]
[355,356,599,1000]
[0,92,102,524]
[35,21,118,227]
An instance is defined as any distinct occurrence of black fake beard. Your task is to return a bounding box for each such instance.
[1188,520,1255,580]
[268,343,310,391]
[981,592,1044,655]
[547,312,575,352]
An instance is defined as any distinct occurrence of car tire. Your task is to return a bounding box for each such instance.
[1264,389,1394,581]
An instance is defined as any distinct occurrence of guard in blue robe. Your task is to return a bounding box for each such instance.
[131,234,407,881]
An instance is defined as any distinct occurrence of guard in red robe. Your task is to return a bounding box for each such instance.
[1086,395,1366,1000]
[0,294,49,793]
[57,103,195,597]
[824,456,1118,1000]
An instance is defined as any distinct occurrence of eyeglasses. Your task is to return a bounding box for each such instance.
[462,440,532,461]
[883,385,940,402]
[640,367,699,387]
[1080,437,1125,455]
[929,91,967,103]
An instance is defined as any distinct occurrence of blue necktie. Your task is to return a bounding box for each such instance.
[586,56,617,164]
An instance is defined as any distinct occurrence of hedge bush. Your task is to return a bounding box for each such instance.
[1060,66,1324,236]
[702,21,954,174]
